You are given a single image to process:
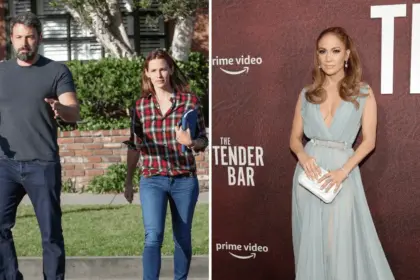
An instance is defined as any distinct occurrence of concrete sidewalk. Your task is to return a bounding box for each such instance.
[21,191,209,205]
[19,256,209,279]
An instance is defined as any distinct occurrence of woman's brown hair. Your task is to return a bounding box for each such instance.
[306,27,367,108]
[141,49,189,97]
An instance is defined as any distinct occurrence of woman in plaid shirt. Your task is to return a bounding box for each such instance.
[124,49,208,280]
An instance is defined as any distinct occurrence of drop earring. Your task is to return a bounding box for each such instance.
[345,61,348,68]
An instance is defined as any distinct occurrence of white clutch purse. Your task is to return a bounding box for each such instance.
[298,167,343,203]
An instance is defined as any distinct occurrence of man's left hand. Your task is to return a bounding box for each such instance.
[45,98,65,119]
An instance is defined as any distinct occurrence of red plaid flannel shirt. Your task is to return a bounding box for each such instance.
[127,92,208,177]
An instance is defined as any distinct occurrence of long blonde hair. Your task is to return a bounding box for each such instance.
[306,27,366,108]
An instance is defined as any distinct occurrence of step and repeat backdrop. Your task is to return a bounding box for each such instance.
[212,1,420,279]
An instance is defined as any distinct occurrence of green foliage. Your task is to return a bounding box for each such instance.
[160,0,208,19]
[62,178,79,193]
[86,163,140,194]
[70,117,130,131]
[137,0,208,19]
[137,0,208,31]
[60,52,208,131]
[177,52,208,98]
[66,57,144,119]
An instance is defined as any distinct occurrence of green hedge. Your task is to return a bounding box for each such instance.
[62,163,140,194]
[59,52,208,131]
[86,163,140,194]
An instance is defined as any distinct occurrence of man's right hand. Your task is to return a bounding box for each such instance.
[124,179,134,204]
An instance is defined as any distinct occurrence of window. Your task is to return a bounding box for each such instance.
[7,0,167,61]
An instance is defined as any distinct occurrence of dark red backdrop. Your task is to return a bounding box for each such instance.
[212,1,420,279]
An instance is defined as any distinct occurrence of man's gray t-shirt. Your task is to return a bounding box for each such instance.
[0,55,76,161]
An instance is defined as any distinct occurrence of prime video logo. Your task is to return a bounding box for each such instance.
[212,55,263,75]
[215,241,269,259]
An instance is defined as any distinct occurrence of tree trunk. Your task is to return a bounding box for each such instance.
[61,0,136,58]
[171,16,195,61]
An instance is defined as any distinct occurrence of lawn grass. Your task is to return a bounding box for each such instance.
[13,204,208,256]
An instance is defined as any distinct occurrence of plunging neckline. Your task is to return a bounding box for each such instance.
[318,100,344,129]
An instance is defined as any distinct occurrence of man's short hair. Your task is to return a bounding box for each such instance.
[10,12,42,36]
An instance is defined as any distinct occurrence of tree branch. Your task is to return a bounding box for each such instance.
[56,0,135,58]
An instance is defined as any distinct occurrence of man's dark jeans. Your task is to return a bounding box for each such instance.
[0,158,65,280]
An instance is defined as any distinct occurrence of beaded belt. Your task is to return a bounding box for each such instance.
[310,138,351,150]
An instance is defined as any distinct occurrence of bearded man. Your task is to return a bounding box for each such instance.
[0,12,80,280]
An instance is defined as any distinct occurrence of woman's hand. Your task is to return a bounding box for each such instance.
[318,169,348,193]
[124,178,134,204]
[298,154,321,180]
[175,126,193,146]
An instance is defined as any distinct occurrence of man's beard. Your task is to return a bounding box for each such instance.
[15,45,38,61]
